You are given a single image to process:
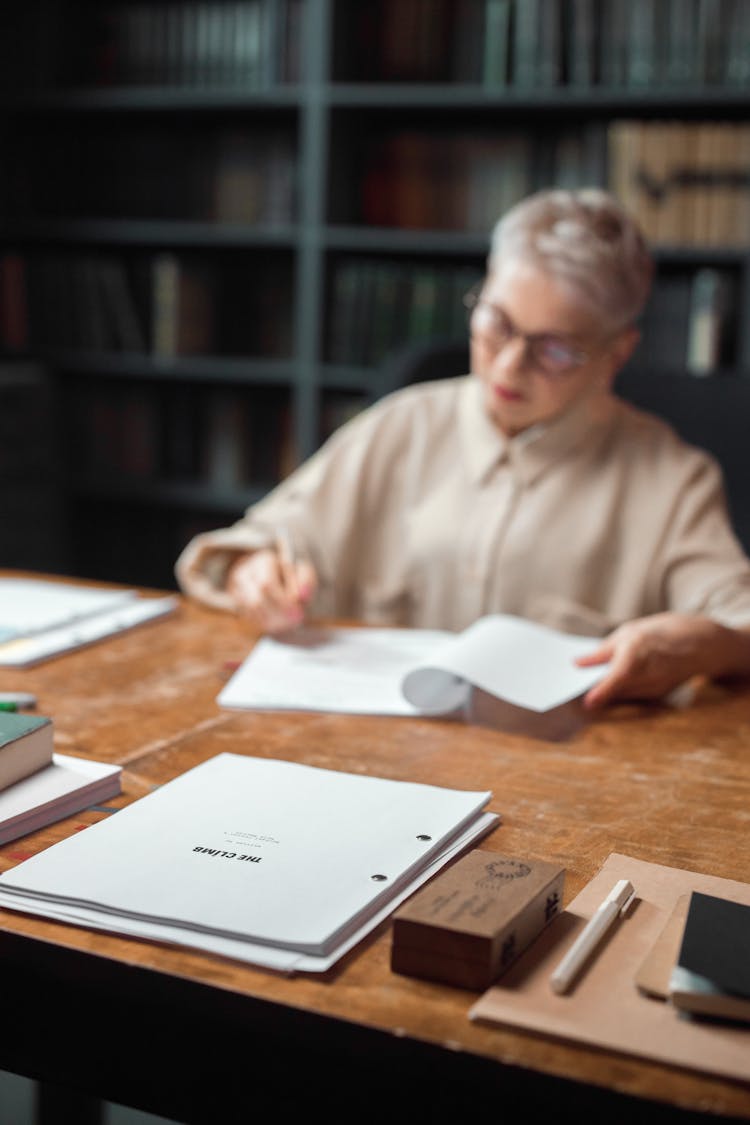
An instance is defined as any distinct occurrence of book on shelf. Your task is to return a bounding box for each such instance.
[686,268,732,376]
[669,891,750,1024]
[0,711,53,793]
[482,0,511,87]
[625,0,660,87]
[0,752,497,973]
[725,0,750,85]
[218,614,607,717]
[664,0,699,86]
[98,259,147,353]
[0,752,122,846]
[452,0,485,82]
[511,0,562,88]
[360,132,536,233]
[211,129,295,225]
[607,121,750,246]
[151,253,215,358]
[637,272,692,372]
[120,388,161,477]
[201,391,253,490]
[95,0,297,89]
[162,391,201,480]
[76,385,160,479]
[567,0,597,86]
[695,0,724,85]
[0,254,29,354]
[329,259,480,368]
[0,577,177,668]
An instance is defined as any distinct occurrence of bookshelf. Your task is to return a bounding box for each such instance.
[1,0,750,588]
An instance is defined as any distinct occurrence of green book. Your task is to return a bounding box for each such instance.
[483,0,511,87]
[0,712,53,793]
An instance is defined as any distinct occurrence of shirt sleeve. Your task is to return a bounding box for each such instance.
[174,394,404,613]
[657,449,750,628]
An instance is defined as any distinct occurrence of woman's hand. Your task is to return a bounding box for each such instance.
[226,549,318,634]
[576,612,750,709]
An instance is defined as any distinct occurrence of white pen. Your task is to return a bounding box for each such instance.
[550,878,635,994]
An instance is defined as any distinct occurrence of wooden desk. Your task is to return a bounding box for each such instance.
[0,590,748,1124]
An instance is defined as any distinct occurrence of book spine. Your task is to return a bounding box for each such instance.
[151,252,180,358]
[686,268,729,375]
[482,0,511,87]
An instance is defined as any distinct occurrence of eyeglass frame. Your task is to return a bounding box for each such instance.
[463,282,611,378]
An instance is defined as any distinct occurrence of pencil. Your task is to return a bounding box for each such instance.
[275,526,299,601]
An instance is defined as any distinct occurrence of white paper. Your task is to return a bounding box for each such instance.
[0,811,499,973]
[0,579,136,641]
[402,614,605,713]
[0,754,492,959]
[0,753,122,844]
[219,615,606,716]
[0,593,178,667]
[219,628,452,715]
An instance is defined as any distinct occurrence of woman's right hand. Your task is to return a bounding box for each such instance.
[226,549,318,634]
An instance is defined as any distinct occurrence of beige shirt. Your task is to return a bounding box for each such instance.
[175,376,750,636]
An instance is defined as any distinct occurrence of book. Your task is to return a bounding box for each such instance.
[0,752,121,845]
[202,391,252,489]
[626,0,659,87]
[686,268,731,375]
[567,0,597,86]
[0,578,178,668]
[217,614,608,717]
[482,0,511,87]
[0,712,53,793]
[0,253,29,353]
[151,253,215,358]
[669,891,750,1023]
[637,272,692,371]
[0,753,498,972]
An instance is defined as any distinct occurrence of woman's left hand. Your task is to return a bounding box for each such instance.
[575,612,747,709]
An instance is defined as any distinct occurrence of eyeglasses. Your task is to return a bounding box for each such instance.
[463,284,592,377]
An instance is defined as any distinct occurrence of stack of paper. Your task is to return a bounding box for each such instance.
[0,577,177,666]
[0,753,497,972]
[218,615,607,716]
[0,754,122,844]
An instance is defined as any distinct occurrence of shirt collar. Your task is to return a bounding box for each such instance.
[459,375,617,486]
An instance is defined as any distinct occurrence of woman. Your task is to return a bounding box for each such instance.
[176,188,750,708]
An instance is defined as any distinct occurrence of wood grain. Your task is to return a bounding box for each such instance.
[0,580,748,1121]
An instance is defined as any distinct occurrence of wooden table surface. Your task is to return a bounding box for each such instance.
[0,580,748,1124]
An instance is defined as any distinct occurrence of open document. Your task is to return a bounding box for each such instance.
[0,578,177,666]
[218,614,607,716]
[0,753,498,973]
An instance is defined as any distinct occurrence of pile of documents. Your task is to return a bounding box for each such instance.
[218,614,607,717]
[0,709,121,844]
[0,577,177,667]
[0,753,498,972]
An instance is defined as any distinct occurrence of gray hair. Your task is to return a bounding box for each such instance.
[489,188,654,331]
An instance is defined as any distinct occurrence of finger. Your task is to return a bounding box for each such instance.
[581,649,637,709]
[294,560,318,603]
[575,641,614,667]
[230,553,303,625]
[583,677,617,710]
